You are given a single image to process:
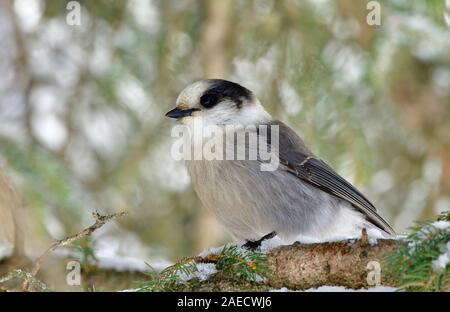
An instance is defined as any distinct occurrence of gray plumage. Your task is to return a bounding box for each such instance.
[168,79,395,243]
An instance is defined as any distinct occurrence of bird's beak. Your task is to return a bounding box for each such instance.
[165,107,198,119]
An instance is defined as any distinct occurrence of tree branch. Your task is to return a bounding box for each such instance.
[186,235,401,291]
[22,211,127,291]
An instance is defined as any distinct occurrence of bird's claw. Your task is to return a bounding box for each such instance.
[243,231,276,251]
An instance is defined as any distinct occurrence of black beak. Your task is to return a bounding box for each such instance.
[165,108,199,119]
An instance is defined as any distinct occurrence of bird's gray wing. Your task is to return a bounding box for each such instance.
[267,120,395,235]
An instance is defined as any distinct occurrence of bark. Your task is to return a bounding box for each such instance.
[187,235,402,291]
[0,172,25,258]
[267,238,399,290]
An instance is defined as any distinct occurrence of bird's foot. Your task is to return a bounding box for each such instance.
[243,231,277,251]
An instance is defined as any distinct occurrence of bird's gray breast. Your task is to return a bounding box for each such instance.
[186,158,349,241]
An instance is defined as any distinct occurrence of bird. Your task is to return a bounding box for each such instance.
[166,79,395,249]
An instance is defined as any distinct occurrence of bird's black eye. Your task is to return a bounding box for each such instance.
[200,93,219,109]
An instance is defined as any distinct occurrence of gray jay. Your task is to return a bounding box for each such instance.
[166,79,395,248]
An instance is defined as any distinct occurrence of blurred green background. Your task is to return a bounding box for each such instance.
[0,0,449,267]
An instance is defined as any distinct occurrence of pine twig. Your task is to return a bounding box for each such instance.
[21,211,127,291]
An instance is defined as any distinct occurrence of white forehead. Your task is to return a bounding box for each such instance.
[176,80,210,107]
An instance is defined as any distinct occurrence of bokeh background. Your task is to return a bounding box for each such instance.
[0,0,449,270]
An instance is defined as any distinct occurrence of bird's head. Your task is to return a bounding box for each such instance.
[166,79,271,127]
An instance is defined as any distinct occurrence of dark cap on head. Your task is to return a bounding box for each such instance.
[200,79,253,109]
